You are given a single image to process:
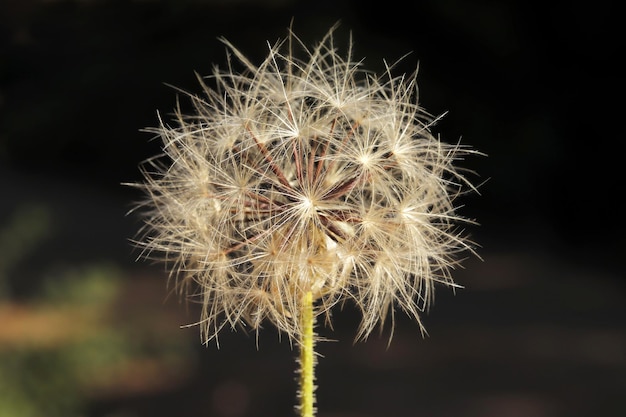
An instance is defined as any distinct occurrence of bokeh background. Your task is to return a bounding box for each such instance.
[1,1,624,416]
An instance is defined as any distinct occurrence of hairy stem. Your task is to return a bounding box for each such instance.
[298,291,316,417]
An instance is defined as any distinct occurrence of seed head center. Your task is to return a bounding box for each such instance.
[300,195,318,216]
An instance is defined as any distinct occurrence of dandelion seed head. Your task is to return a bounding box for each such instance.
[131,24,480,345]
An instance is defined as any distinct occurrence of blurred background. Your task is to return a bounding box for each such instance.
[1,1,624,416]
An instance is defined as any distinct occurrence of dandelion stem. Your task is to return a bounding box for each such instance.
[298,290,316,417]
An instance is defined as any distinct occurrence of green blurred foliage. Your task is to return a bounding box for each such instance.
[0,208,195,417]
[0,265,128,417]
[0,204,52,299]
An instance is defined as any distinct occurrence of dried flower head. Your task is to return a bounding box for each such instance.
[133,25,478,345]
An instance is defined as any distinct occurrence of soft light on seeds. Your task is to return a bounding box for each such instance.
[132,25,480,345]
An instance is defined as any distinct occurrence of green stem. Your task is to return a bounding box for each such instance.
[298,291,316,417]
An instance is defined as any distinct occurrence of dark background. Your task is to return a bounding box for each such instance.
[1,1,624,417]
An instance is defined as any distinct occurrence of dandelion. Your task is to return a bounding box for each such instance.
[131,23,480,417]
